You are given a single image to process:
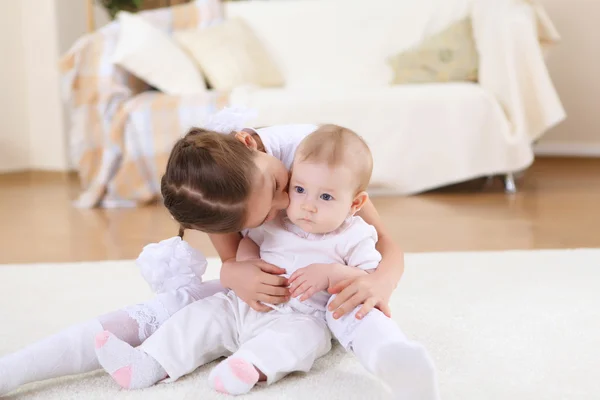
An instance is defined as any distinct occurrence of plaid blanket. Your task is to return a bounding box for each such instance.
[59,0,225,208]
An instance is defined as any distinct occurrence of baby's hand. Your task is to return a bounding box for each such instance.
[289,264,332,301]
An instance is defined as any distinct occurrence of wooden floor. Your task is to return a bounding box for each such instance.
[1,157,599,264]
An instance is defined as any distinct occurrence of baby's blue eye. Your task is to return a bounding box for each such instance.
[320,193,333,201]
[295,186,305,194]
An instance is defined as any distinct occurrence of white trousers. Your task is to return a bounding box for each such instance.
[325,296,407,350]
[141,291,332,385]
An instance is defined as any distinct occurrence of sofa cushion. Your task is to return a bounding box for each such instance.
[174,18,284,91]
[388,18,479,84]
[224,0,435,89]
[112,11,207,95]
[229,83,531,195]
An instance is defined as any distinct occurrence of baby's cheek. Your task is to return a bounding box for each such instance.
[327,203,349,223]
[287,196,300,213]
[332,201,349,214]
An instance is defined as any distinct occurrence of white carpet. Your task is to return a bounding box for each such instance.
[1,249,599,400]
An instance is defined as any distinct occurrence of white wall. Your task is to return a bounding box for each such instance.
[535,0,600,155]
[0,2,30,172]
[0,1,110,173]
[55,0,110,54]
[20,0,68,171]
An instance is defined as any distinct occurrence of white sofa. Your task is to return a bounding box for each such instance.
[61,0,566,207]
[225,0,565,195]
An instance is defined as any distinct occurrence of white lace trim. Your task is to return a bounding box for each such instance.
[124,299,171,342]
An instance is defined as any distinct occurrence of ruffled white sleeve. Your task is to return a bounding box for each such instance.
[135,236,208,294]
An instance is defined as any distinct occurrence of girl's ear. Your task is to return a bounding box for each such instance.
[350,191,369,215]
[234,131,259,150]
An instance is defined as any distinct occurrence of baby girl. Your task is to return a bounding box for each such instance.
[94,125,438,398]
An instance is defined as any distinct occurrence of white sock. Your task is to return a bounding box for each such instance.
[94,331,167,389]
[208,357,259,395]
[350,314,439,400]
[369,342,439,400]
[0,319,103,396]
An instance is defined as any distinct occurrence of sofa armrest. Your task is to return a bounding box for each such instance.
[60,0,223,192]
[59,22,150,189]
[471,0,566,143]
[74,89,230,208]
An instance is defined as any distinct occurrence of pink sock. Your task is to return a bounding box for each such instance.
[94,331,167,389]
[208,357,260,395]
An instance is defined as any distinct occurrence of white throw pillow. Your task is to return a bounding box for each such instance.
[112,11,206,95]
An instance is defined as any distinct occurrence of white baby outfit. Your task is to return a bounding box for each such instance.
[243,214,381,314]
[139,213,381,384]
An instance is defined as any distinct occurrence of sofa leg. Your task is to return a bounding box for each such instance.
[484,175,495,188]
[504,173,517,194]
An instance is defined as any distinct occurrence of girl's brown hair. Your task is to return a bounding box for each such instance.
[161,128,258,236]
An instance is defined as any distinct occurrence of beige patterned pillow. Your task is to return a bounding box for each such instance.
[174,18,284,91]
[388,18,479,84]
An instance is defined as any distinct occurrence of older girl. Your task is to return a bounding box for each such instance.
[0,116,404,396]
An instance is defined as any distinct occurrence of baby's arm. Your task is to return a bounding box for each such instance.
[289,263,362,301]
[290,223,381,301]
[324,263,369,286]
[313,232,382,287]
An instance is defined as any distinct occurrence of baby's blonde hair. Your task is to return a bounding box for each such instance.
[295,124,373,192]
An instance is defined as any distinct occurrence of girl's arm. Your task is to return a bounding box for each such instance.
[327,199,405,319]
[210,233,290,312]
[236,237,261,261]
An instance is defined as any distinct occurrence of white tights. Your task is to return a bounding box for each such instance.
[0,280,226,396]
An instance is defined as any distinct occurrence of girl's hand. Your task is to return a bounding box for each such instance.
[289,264,331,301]
[327,272,394,320]
[221,259,290,312]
